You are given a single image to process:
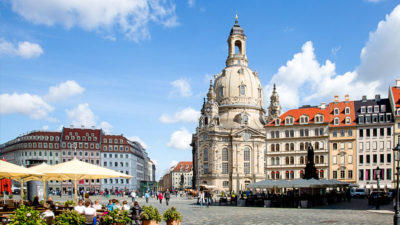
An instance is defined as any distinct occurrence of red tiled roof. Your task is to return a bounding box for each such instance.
[266,107,329,127]
[391,87,400,109]
[172,161,193,172]
[101,135,129,145]
[327,101,356,127]
[61,127,102,142]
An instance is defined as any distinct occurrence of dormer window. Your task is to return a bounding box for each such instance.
[275,119,281,126]
[334,117,339,125]
[358,115,364,124]
[374,105,379,113]
[240,84,246,96]
[345,117,351,124]
[314,114,324,124]
[367,106,372,113]
[334,108,339,115]
[345,107,350,115]
[361,106,366,113]
[242,114,249,125]
[285,117,294,125]
[381,105,386,113]
[300,116,309,124]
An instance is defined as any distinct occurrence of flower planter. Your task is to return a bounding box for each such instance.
[264,200,271,208]
[300,200,308,208]
[142,220,159,225]
[166,219,181,225]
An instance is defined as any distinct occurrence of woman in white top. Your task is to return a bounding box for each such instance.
[83,201,96,216]
[122,200,130,211]
[74,200,85,214]
[41,204,55,219]
[92,200,102,210]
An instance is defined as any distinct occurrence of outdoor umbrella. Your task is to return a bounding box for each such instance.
[26,163,57,202]
[0,160,43,203]
[247,179,277,189]
[42,158,132,203]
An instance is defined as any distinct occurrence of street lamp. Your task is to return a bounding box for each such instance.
[376,166,381,210]
[392,137,400,225]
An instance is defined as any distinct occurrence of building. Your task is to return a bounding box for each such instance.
[389,79,400,148]
[354,95,394,191]
[192,17,267,192]
[328,95,357,183]
[265,105,330,181]
[0,127,156,193]
[171,162,193,190]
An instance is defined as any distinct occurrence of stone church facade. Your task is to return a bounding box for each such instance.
[191,18,281,192]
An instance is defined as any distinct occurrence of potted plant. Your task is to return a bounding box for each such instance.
[141,205,162,225]
[8,194,13,199]
[64,200,74,207]
[9,205,46,225]
[54,210,85,225]
[163,207,182,225]
[102,209,131,225]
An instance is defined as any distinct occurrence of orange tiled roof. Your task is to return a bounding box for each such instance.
[172,161,193,172]
[327,101,356,127]
[266,107,329,127]
[391,87,400,109]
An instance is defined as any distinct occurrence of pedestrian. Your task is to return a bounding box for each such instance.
[130,201,142,225]
[131,189,136,203]
[205,190,211,207]
[199,191,204,206]
[158,192,163,204]
[145,191,150,203]
[164,189,171,206]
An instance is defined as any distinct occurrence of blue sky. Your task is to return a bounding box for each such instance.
[1,0,400,179]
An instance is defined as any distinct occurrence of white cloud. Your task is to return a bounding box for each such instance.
[169,160,178,168]
[331,46,341,57]
[188,0,195,7]
[66,103,96,127]
[99,121,113,134]
[167,127,192,150]
[45,80,85,102]
[0,39,43,58]
[170,79,192,97]
[127,136,149,149]
[0,93,54,119]
[265,5,400,110]
[159,107,200,123]
[10,0,179,42]
[366,0,383,3]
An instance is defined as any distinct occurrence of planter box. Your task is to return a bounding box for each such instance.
[166,220,181,225]
[264,200,271,208]
[300,200,308,208]
[142,220,159,225]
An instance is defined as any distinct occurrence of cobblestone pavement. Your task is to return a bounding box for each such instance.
[45,195,393,224]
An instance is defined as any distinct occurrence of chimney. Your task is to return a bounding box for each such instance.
[362,95,367,102]
[396,79,400,87]
[345,94,349,102]
[375,94,381,101]
[334,95,339,103]
[320,102,326,109]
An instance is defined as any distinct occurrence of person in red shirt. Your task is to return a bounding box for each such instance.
[158,192,163,204]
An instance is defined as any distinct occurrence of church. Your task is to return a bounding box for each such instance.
[191,16,281,192]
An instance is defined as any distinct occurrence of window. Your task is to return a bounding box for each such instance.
[373,128,377,137]
[366,129,370,137]
[373,154,377,163]
[340,129,345,137]
[359,170,364,181]
[366,169,371,180]
[300,129,304,137]
[223,181,229,187]
[240,84,246,95]
[334,108,339,115]
[270,131,275,139]
[374,105,379,113]
[104,162,107,166]
[333,171,337,179]
[333,156,337,164]
[345,107,350,114]
[372,115,378,123]
[333,143,337,150]
[348,170,353,179]
[359,129,364,137]
[380,154,385,163]
[222,162,228,174]
[348,155,353,164]
[203,149,208,161]
[204,163,208,174]
[361,106,366,113]
[340,170,345,179]
[387,169,392,180]
[366,155,370,164]
[367,106,372,113]
[373,141,377,150]
[359,155,363,164]
[244,147,250,161]
[365,115,371,123]
[290,130,294,137]
[358,116,364,124]
[380,141,384,150]
[300,156,304,164]
[244,162,250,174]
[388,154,392,163]
[388,128,392,136]
[285,130,289,138]
[345,117,351,124]
[334,118,339,125]
[333,130,337,137]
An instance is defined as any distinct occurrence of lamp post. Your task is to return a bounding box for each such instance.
[393,137,400,225]
[376,166,381,210]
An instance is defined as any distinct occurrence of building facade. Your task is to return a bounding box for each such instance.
[192,18,267,192]
[265,106,330,181]
[354,95,394,191]
[171,162,193,190]
[328,95,357,183]
[0,127,155,193]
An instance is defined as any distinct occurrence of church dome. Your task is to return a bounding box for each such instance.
[214,65,264,111]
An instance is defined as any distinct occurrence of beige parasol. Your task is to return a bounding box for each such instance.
[42,158,132,203]
[0,160,43,203]
[26,163,57,202]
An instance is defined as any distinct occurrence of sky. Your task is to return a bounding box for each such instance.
[1,0,400,179]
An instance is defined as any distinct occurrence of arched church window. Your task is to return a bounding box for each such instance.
[285,143,289,151]
[205,117,208,125]
[270,144,275,152]
[240,84,246,96]
[243,147,250,174]
[276,157,280,165]
[242,115,248,124]
[271,158,275,165]
[203,148,208,161]
[220,87,224,97]
[235,40,242,54]
[276,144,280,151]
[300,156,304,164]
[290,143,294,151]
[285,157,289,165]
[222,148,228,161]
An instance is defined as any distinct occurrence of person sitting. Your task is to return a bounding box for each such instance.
[130,201,142,225]
[46,197,55,210]
[83,200,96,224]
[74,199,85,214]
[112,200,122,211]
[92,199,102,210]
[122,200,130,211]
[106,199,114,211]
[41,204,55,225]
[32,196,40,207]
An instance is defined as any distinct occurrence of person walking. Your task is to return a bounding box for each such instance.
[199,191,205,207]
[130,201,142,225]
[145,191,150,203]
[130,189,136,203]
[164,189,171,206]
[205,190,211,207]
[158,192,163,204]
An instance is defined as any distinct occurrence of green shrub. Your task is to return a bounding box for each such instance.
[9,205,46,225]
[8,194,13,199]
[54,210,85,225]
[102,209,131,225]
[163,207,182,222]
[63,200,74,206]
[141,205,162,222]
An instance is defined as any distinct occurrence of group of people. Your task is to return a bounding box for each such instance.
[198,190,212,207]
[156,189,171,206]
